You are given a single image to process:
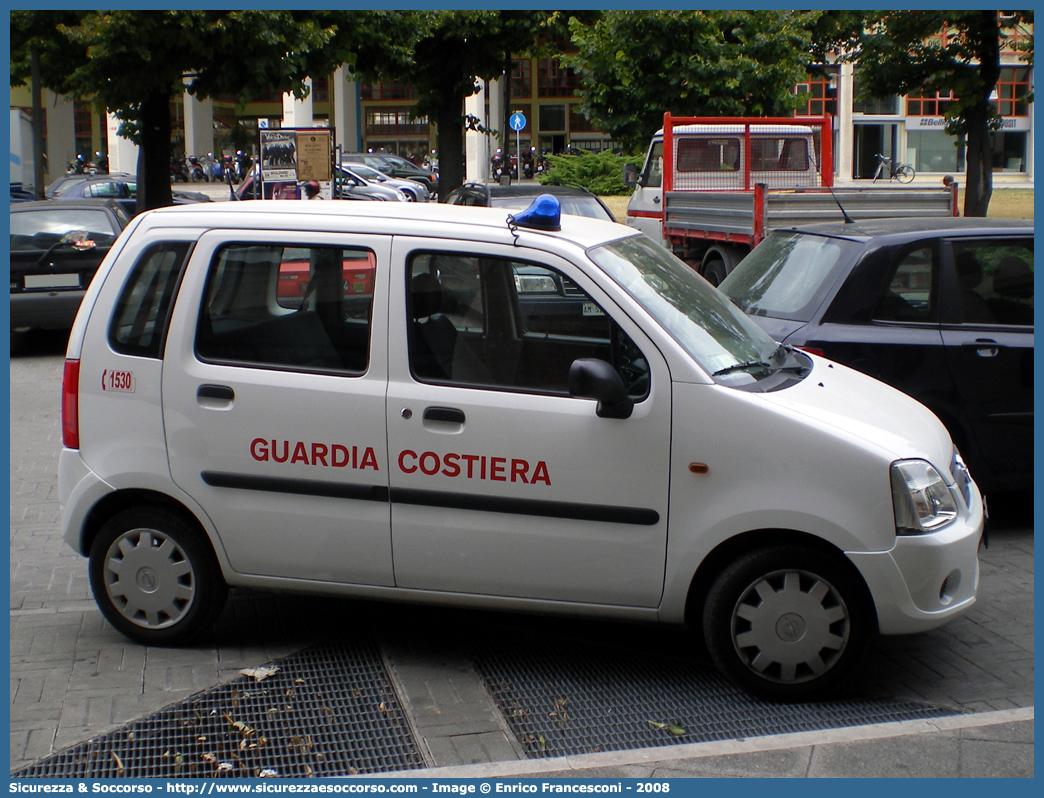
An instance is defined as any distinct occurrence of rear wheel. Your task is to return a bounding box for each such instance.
[703,546,871,701]
[895,165,916,184]
[89,507,227,645]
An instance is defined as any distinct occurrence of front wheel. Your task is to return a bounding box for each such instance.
[702,546,872,701]
[895,164,916,184]
[89,507,228,646]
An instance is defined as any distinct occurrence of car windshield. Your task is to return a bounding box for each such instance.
[719,231,859,322]
[492,194,613,222]
[589,234,785,385]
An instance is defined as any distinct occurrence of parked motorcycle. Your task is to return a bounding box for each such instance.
[490,148,505,181]
[206,153,223,182]
[521,149,534,179]
[186,155,205,183]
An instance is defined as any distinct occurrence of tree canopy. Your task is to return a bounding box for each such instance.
[563,10,825,151]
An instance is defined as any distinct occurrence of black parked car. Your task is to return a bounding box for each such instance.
[47,173,211,216]
[10,199,131,336]
[444,182,617,222]
[719,217,1033,494]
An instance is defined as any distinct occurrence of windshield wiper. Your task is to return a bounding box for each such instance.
[713,360,773,377]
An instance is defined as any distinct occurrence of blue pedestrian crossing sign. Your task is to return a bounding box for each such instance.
[509,112,527,132]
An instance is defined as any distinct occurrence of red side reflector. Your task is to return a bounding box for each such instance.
[62,359,81,449]
[798,346,824,357]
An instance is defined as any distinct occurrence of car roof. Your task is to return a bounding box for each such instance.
[11,198,126,213]
[780,216,1033,241]
[133,198,633,249]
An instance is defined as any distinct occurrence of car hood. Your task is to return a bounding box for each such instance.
[763,355,954,471]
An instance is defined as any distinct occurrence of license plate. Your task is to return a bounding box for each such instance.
[24,273,80,289]
[582,302,605,317]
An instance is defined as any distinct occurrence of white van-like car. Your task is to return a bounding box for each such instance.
[59,196,983,701]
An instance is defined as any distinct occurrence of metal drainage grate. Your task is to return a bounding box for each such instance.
[473,637,960,759]
[13,640,424,779]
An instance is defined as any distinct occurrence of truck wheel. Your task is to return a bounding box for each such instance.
[89,507,227,646]
[702,256,728,287]
[702,546,871,701]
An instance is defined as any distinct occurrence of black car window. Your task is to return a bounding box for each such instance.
[109,242,192,358]
[950,239,1033,326]
[873,246,937,322]
[406,252,647,398]
[10,209,119,251]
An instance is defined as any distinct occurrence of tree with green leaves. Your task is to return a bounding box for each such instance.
[369,10,592,196]
[563,10,824,152]
[843,11,1034,217]
[10,10,409,211]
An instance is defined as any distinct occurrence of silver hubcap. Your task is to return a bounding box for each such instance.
[103,528,196,629]
[731,569,850,684]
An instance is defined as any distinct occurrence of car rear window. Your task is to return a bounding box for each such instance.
[109,242,192,358]
[10,209,118,251]
[720,232,859,322]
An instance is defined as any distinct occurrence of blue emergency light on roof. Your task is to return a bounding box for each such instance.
[508,194,561,232]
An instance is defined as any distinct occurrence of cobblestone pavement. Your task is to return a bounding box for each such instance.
[9,331,1034,774]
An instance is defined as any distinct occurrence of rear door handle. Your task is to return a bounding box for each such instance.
[197,384,235,405]
[965,339,1001,358]
[424,406,465,424]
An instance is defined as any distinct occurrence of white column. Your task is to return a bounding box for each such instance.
[106,112,139,175]
[282,78,314,129]
[488,75,505,153]
[836,63,856,183]
[332,66,360,153]
[44,90,76,180]
[465,80,488,183]
[183,89,215,157]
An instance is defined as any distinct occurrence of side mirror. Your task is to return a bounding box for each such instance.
[568,358,634,419]
[622,163,638,188]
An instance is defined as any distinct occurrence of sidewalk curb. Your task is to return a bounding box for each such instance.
[369,707,1034,779]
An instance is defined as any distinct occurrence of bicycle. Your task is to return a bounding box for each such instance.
[872,153,916,183]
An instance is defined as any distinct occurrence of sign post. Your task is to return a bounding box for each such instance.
[509,111,527,181]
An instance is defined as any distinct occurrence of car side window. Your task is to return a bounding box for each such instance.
[406,252,648,398]
[109,242,192,358]
[195,243,374,374]
[642,142,664,188]
[873,246,936,322]
[951,239,1034,326]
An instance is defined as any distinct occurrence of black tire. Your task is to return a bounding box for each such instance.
[895,165,916,184]
[702,256,728,287]
[702,546,872,701]
[88,507,228,646]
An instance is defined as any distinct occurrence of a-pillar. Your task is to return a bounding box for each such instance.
[331,66,360,153]
[184,87,215,158]
[43,90,76,182]
[282,78,315,129]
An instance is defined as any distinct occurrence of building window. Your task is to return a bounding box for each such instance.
[906,130,963,173]
[794,69,838,117]
[539,104,566,132]
[510,58,532,99]
[852,70,899,115]
[906,89,955,117]
[361,81,417,101]
[537,58,579,98]
[570,106,596,133]
[312,78,329,103]
[994,67,1032,117]
[364,107,429,137]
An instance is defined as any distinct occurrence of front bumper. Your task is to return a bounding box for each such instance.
[847,483,985,635]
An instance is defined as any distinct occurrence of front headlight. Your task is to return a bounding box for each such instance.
[890,460,958,535]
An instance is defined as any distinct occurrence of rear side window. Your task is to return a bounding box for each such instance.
[195,243,375,375]
[109,242,192,358]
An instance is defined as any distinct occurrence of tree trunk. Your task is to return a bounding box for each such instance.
[435,97,465,201]
[963,104,993,218]
[137,91,174,213]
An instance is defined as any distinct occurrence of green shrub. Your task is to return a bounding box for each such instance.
[539,149,641,196]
